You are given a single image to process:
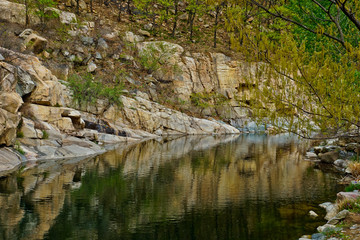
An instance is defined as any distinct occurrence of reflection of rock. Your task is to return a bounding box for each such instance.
[0,154,95,239]
[0,136,338,239]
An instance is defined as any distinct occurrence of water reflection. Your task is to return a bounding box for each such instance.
[0,135,341,240]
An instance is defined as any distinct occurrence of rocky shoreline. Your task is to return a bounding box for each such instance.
[299,138,360,240]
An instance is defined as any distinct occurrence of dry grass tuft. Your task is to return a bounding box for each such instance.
[349,162,360,179]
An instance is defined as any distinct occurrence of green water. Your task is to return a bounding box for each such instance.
[0,135,342,240]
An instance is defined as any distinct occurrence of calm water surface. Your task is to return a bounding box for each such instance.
[0,135,342,240]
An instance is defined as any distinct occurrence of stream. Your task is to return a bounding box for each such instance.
[0,134,343,240]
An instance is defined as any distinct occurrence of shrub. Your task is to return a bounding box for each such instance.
[338,198,360,213]
[42,130,49,139]
[345,183,360,192]
[190,92,230,109]
[14,141,25,155]
[67,73,124,108]
[34,0,58,25]
[16,131,24,138]
[137,42,181,75]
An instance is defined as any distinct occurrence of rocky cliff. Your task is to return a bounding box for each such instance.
[0,0,263,172]
[0,44,240,172]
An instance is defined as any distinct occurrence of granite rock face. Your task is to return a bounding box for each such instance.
[136,41,256,120]
[0,45,240,173]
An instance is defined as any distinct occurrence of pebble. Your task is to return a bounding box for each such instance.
[350,224,359,230]
[87,62,97,72]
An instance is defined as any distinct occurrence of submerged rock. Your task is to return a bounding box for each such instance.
[309,210,318,218]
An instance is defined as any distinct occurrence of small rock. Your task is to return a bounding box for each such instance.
[120,54,134,61]
[311,233,326,240]
[68,55,76,62]
[204,24,210,28]
[317,224,337,233]
[123,31,144,43]
[75,46,85,53]
[125,76,135,84]
[144,23,153,30]
[83,55,92,65]
[0,54,4,61]
[309,210,318,217]
[19,29,33,39]
[103,32,118,41]
[334,159,348,168]
[81,36,94,46]
[138,29,151,37]
[350,224,359,230]
[62,50,70,56]
[335,209,349,219]
[88,21,95,28]
[87,62,97,72]
[97,38,108,51]
[112,53,120,60]
[305,151,318,159]
[95,52,102,59]
[68,30,78,37]
[346,143,359,152]
[43,51,50,58]
[179,13,188,20]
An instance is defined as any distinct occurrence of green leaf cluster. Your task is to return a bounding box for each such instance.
[226,0,360,138]
[67,73,124,108]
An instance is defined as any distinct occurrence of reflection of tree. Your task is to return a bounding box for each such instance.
[0,135,340,240]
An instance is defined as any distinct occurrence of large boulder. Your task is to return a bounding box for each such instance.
[0,47,64,106]
[0,0,40,25]
[45,7,77,24]
[318,151,339,164]
[16,66,36,96]
[0,109,20,146]
[0,92,23,113]
[0,148,21,173]
[23,33,48,54]
[102,96,240,135]
[0,61,23,146]
[337,191,360,201]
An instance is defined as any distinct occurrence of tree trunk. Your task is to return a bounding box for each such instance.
[118,5,121,21]
[76,0,80,14]
[25,0,29,26]
[127,0,131,15]
[214,5,220,48]
[171,0,179,37]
